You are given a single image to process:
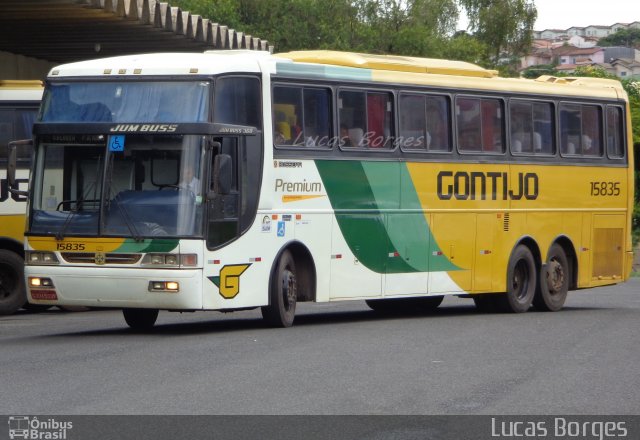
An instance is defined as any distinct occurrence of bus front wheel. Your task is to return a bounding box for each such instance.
[0,250,27,315]
[123,308,159,330]
[499,245,536,313]
[261,250,297,327]
[533,244,569,312]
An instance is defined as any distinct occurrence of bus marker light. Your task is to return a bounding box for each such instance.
[332,254,342,259]
[213,259,221,264]
[432,251,443,256]
[296,214,302,220]
[272,214,278,220]
[250,257,262,262]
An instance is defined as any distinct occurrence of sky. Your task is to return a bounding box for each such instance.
[458,0,640,31]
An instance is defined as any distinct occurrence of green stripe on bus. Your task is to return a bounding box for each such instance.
[117,239,179,253]
[316,160,458,274]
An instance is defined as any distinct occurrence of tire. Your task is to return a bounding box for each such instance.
[498,245,537,313]
[533,243,569,312]
[262,250,297,327]
[0,249,27,315]
[123,308,159,330]
[366,296,444,313]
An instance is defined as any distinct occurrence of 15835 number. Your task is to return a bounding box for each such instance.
[590,181,621,196]
[56,243,86,251]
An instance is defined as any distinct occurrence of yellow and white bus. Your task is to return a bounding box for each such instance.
[12,51,633,329]
[0,80,42,315]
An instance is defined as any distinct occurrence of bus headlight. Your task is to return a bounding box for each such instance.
[26,251,60,265]
[141,253,197,268]
[149,281,180,292]
[29,277,55,288]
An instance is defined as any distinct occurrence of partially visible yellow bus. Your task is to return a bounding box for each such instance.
[0,80,42,314]
[14,51,634,329]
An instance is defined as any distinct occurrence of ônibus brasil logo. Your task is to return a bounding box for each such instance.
[7,416,73,440]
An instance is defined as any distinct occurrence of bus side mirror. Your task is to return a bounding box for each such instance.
[7,139,31,197]
[212,154,232,195]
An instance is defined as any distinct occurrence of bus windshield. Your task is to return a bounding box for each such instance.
[40,81,210,123]
[30,134,205,238]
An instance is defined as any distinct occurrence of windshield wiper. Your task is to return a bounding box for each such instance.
[54,198,99,240]
[112,192,142,241]
[55,208,77,241]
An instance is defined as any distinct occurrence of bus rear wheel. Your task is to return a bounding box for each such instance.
[534,244,569,312]
[498,245,536,313]
[0,250,27,315]
[262,250,297,327]
[123,308,159,330]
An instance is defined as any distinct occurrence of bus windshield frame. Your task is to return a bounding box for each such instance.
[40,80,211,123]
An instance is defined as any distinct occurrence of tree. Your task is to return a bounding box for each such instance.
[599,28,640,48]
[459,0,536,68]
[443,31,488,64]
[520,63,558,79]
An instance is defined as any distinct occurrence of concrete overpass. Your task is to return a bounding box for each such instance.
[0,0,271,79]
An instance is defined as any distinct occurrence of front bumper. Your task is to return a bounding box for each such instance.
[26,265,203,310]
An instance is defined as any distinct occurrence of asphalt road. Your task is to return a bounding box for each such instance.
[1,279,639,415]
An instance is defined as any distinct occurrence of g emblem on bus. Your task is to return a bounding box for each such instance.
[208,264,251,299]
[95,252,106,265]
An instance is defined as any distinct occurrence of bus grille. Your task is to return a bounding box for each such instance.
[61,252,142,265]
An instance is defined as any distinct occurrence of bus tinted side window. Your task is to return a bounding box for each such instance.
[273,86,332,148]
[456,97,504,153]
[214,77,261,128]
[399,94,450,152]
[560,103,603,157]
[339,90,393,149]
[0,107,38,168]
[606,106,624,158]
[509,100,555,155]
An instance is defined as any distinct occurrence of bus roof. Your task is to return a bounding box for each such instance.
[274,50,498,78]
[0,80,43,89]
[275,50,625,101]
[47,51,271,78]
[0,80,43,101]
[45,50,626,102]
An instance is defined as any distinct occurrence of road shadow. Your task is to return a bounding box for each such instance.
[41,301,609,338]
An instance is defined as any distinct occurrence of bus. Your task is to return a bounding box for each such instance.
[9,51,633,329]
[0,80,42,315]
